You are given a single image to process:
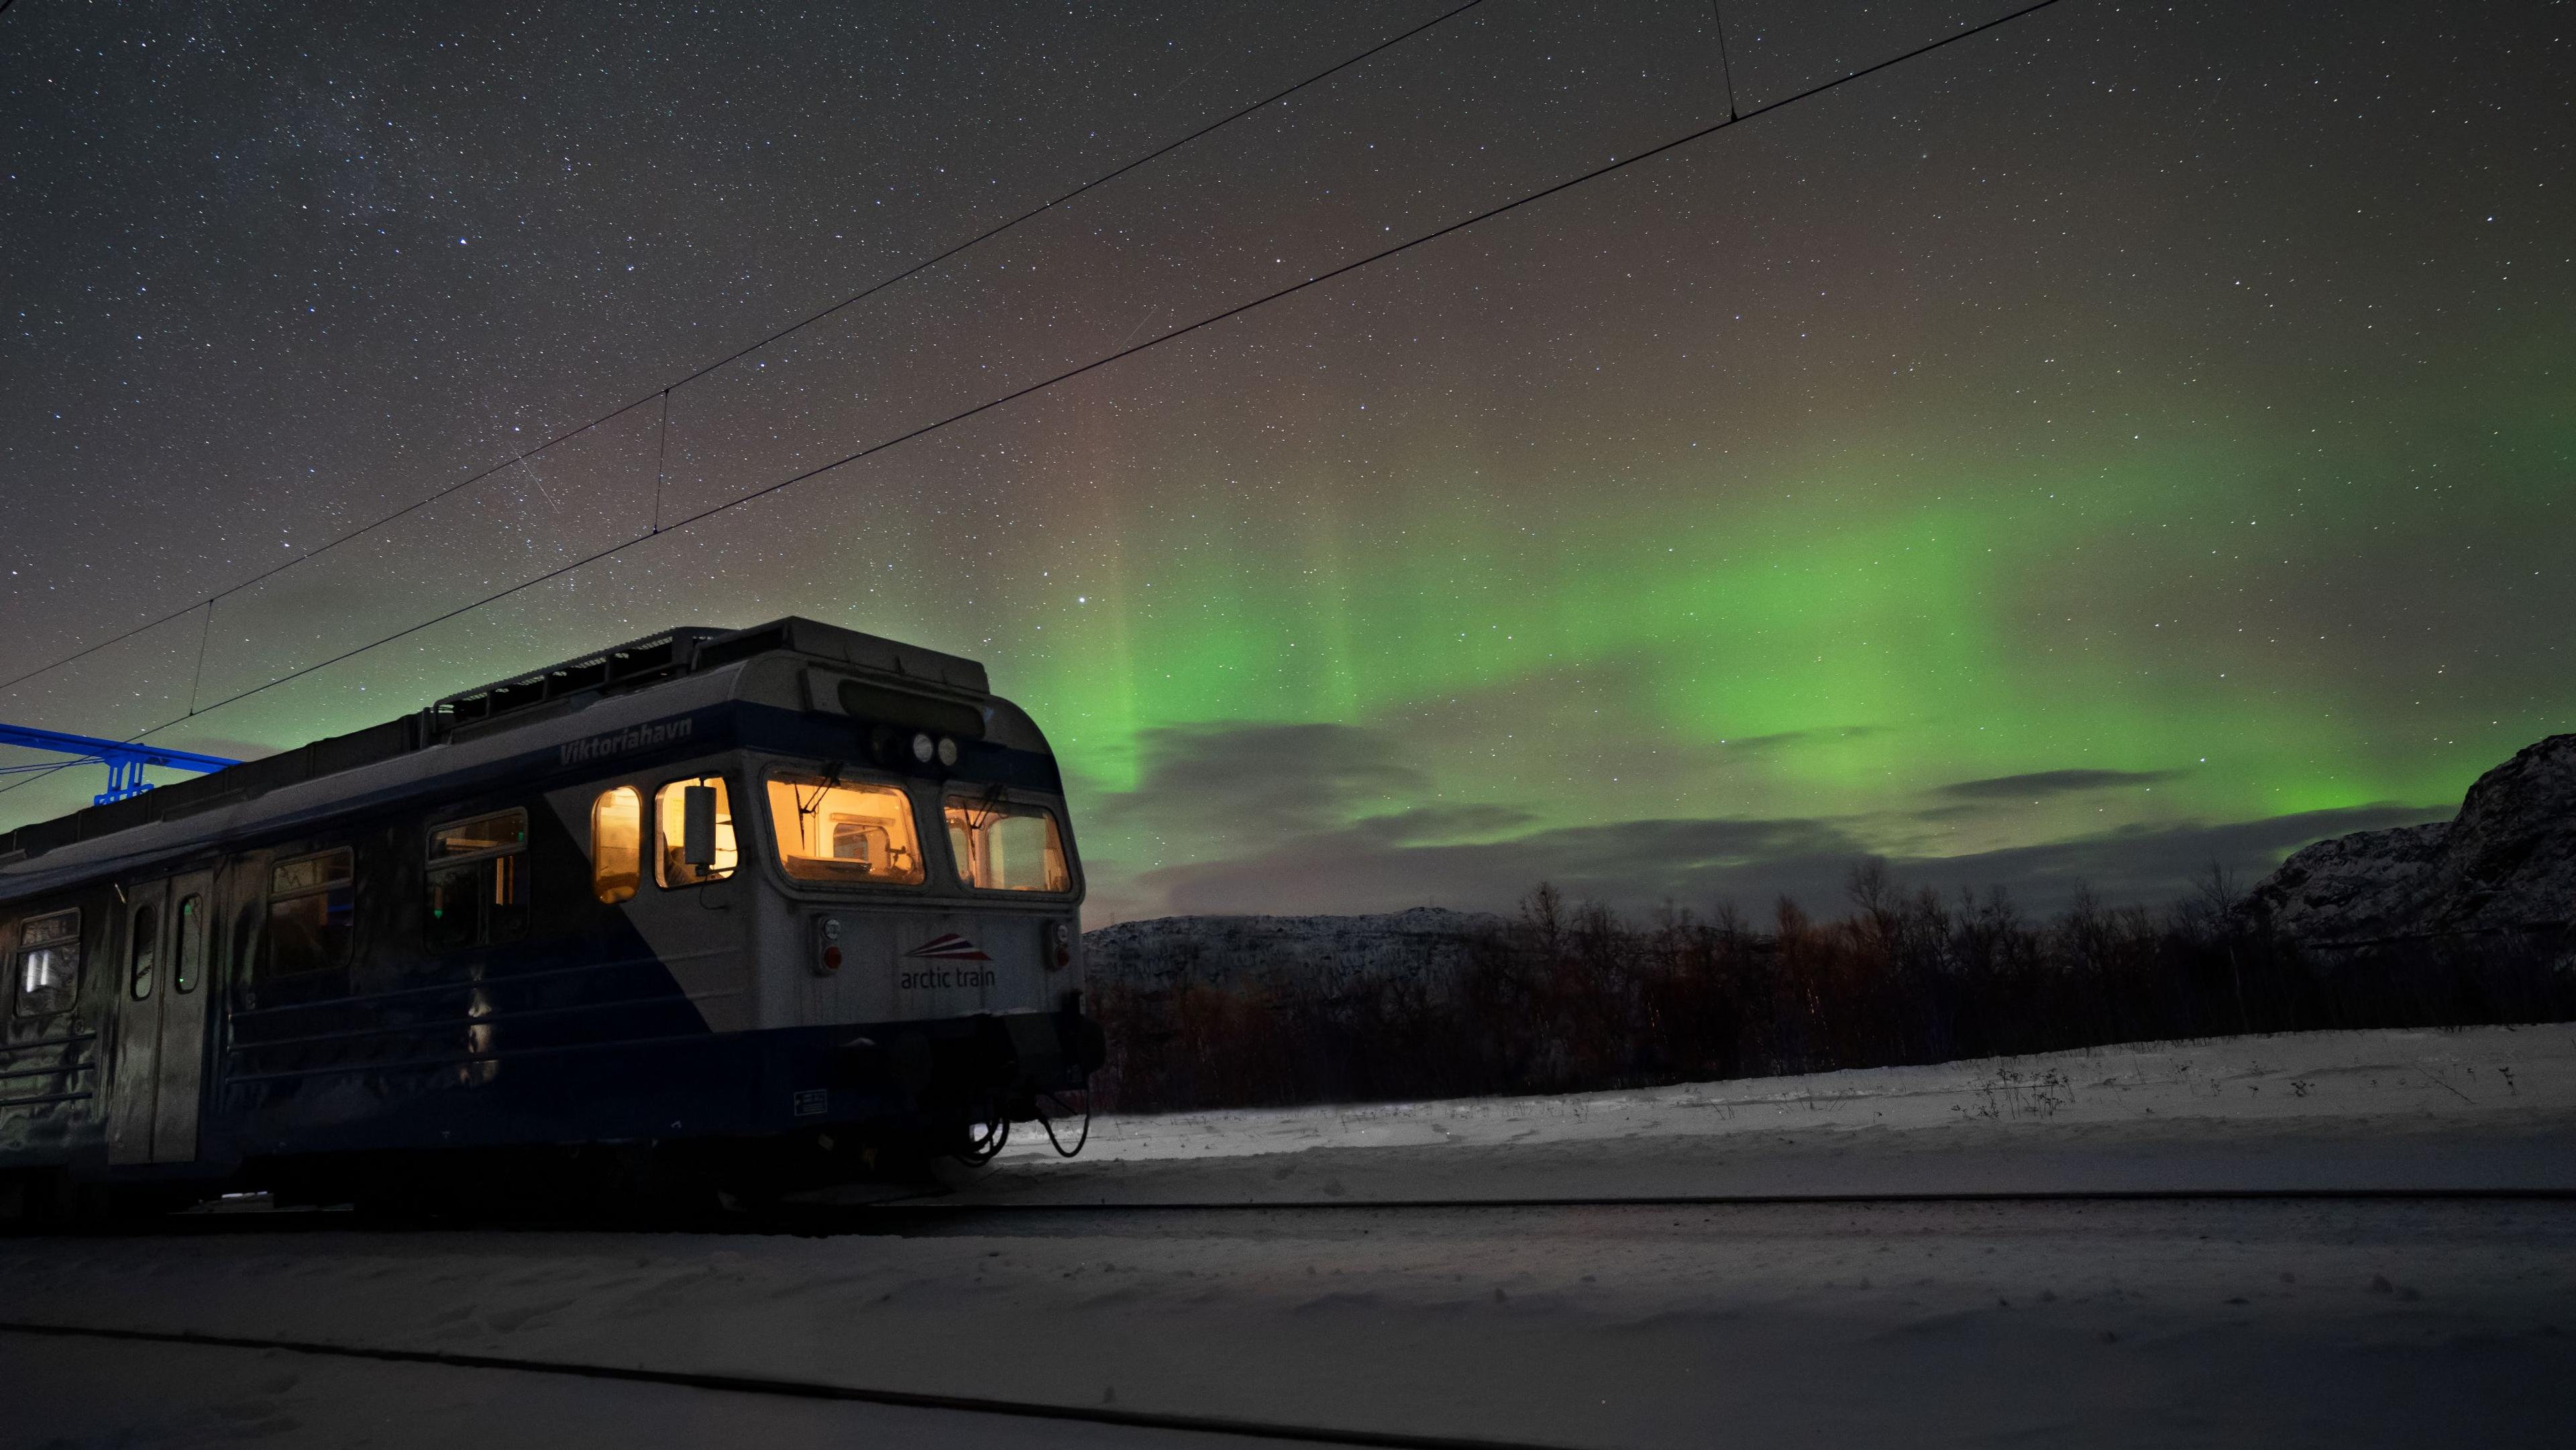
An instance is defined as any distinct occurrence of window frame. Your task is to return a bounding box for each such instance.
[174,892,206,994]
[428,807,529,866]
[264,846,358,980]
[12,908,82,1019]
[128,900,158,1001]
[941,790,1077,897]
[652,773,741,890]
[759,766,931,890]
[425,807,531,951]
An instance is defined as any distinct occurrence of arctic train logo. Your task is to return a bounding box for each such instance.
[905,933,991,962]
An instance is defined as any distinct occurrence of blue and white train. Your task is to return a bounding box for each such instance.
[0,618,1101,1220]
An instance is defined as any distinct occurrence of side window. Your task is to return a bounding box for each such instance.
[174,894,205,994]
[14,909,81,1017]
[267,849,356,977]
[944,797,1073,893]
[129,902,159,1000]
[589,786,642,904]
[654,776,737,888]
[427,809,530,949]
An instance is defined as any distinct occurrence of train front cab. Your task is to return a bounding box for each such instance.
[559,735,1099,1164]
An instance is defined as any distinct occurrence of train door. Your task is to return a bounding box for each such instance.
[104,868,215,1166]
[192,854,265,1154]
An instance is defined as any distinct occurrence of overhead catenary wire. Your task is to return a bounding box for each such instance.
[650,388,672,535]
[0,0,2076,798]
[1711,2,1742,121]
[186,600,215,717]
[0,0,1499,700]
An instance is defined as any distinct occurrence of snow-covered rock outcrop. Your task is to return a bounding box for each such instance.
[2246,734,2576,943]
[1083,906,1501,997]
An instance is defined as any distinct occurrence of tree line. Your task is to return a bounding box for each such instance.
[1089,864,2575,1113]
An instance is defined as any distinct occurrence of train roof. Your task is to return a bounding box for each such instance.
[0,617,1010,894]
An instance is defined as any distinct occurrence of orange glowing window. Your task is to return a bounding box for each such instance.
[767,775,924,885]
[589,786,642,904]
[654,777,739,888]
[944,796,1070,894]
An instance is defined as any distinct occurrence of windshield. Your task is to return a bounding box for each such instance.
[944,795,1071,893]
[767,773,926,885]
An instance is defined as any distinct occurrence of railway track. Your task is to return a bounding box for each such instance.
[852,1186,2576,1211]
[9,1184,2567,1240]
[0,1318,1572,1450]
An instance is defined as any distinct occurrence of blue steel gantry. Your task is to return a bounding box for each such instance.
[0,723,239,806]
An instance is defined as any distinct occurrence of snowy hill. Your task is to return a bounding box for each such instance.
[2247,734,2576,943]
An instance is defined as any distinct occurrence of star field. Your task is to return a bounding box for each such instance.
[1,0,2569,922]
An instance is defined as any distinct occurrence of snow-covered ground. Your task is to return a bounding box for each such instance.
[1054,1025,2576,1157]
[961,1024,2576,1203]
[6,1025,2573,1448]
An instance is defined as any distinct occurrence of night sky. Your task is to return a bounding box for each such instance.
[3,1,2568,924]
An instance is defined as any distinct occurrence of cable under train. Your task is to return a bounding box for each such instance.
[0,617,1103,1222]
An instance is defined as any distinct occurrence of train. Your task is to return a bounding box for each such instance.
[0,617,1102,1222]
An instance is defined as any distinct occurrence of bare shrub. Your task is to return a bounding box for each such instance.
[1087,873,2576,1115]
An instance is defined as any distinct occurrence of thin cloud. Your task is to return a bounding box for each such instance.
[1713,725,1891,756]
[1935,768,2180,800]
[1073,721,2450,927]
[1091,719,1426,841]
